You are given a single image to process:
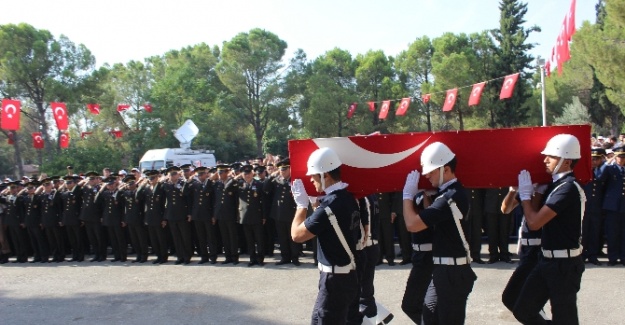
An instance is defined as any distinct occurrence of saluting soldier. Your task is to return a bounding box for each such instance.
[256,165,276,257]
[213,164,240,264]
[22,180,49,263]
[79,172,106,262]
[265,158,300,266]
[189,166,217,264]
[237,164,266,266]
[162,166,193,265]
[142,170,168,264]
[60,175,84,262]
[96,176,127,262]
[602,146,625,266]
[0,181,28,263]
[120,175,148,263]
[582,148,608,265]
[39,178,65,262]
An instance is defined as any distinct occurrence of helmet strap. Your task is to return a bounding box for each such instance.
[553,157,564,175]
[438,166,444,188]
[319,173,326,191]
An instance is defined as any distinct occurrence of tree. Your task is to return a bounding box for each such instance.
[554,96,591,126]
[355,50,396,130]
[216,29,288,157]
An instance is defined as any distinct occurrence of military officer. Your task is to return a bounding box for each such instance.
[377,192,396,266]
[142,170,169,264]
[237,164,266,266]
[22,180,49,263]
[0,181,28,263]
[79,172,105,262]
[602,146,625,266]
[582,148,608,265]
[60,175,84,262]
[39,178,65,262]
[162,166,193,265]
[121,175,148,263]
[485,187,513,263]
[466,188,486,263]
[392,190,412,265]
[256,165,276,257]
[96,176,127,262]
[189,166,218,264]
[213,164,240,264]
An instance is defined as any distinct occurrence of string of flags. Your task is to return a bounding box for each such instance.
[347,72,520,120]
[546,0,576,76]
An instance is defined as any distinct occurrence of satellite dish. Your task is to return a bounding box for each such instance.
[174,120,199,149]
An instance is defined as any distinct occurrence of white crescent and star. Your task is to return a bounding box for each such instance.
[34,135,42,142]
[472,87,482,97]
[54,106,65,119]
[447,93,455,103]
[61,134,68,140]
[4,104,16,118]
[312,136,431,169]
[504,78,514,89]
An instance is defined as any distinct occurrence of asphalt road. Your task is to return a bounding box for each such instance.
[1,245,623,325]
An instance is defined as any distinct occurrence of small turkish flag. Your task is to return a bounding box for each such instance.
[422,94,431,104]
[468,82,486,106]
[143,103,153,113]
[1,99,21,130]
[32,132,44,149]
[558,26,571,63]
[442,89,458,112]
[545,61,551,77]
[395,98,411,116]
[117,104,131,112]
[87,103,100,115]
[347,103,357,119]
[378,100,391,119]
[367,102,376,112]
[51,102,69,130]
[110,130,123,138]
[567,0,576,41]
[80,131,93,139]
[59,132,70,149]
[7,131,14,145]
[500,73,519,99]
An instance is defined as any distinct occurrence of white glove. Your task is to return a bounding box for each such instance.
[291,179,309,209]
[534,184,548,195]
[518,170,534,201]
[403,170,420,200]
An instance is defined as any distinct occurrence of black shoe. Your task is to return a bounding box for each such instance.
[275,260,289,265]
[248,261,256,267]
[232,260,239,265]
[198,259,208,264]
[487,257,499,264]
[258,261,265,266]
[222,259,232,265]
[472,258,486,264]
[292,260,301,266]
[111,258,120,262]
[132,259,140,263]
[175,260,183,265]
[98,257,106,262]
[500,256,514,264]
[152,259,161,264]
[588,259,602,266]
[184,260,191,265]
[399,260,411,265]
[608,261,618,266]
[159,260,168,264]
[209,259,216,265]
[388,261,395,266]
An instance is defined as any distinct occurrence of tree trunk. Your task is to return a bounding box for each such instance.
[13,132,24,178]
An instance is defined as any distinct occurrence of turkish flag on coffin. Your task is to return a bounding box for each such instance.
[1,99,21,130]
[51,102,68,130]
[288,125,592,197]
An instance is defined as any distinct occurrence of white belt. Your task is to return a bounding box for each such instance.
[433,256,468,265]
[318,262,354,274]
[542,248,582,258]
[412,243,433,251]
[520,238,542,246]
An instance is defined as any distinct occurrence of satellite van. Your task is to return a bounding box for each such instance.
[138,120,217,171]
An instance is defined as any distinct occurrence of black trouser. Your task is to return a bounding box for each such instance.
[169,219,193,262]
[605,211,625,262]
[84,221,106,259]
[45,226,65,261]
[360,244,380,317]
[27,226,49,261]
[487,212,511,258]
[108,225,127,260]
[128,224,148,261]
[65,225,83,261]
[264,218,276,256]
[582,211,604,260]
[513,256,585,325]
[218,219,239,261]
[402,251,434,324]
[243,223,265,263]
[423,264,477,325]
[195,219,219,260]
[275,220,298,262]
[347,250,366,325]
[8,225,28,262]
[468,212,484,259]
[396,214,413,262]
[312,270,359,325]
[148,224,169,262]
[378,218,395,263]
[502,245,541,312]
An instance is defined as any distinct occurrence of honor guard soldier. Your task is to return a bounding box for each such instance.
[39,178,65,262]
[96,176,127,262]
[236,164,266,266]
[402,142,476,325]
[582,148,608,265]
[23,180,49,263]
[265,158,300,266]
[602,146,625,266]
[291,147,360,324]
[60,175,84,262]
[79,172,106,262]
[0,181,28,263]
[513,134,586,324]
[213,164,240,264]
[162,166,193,265]
[142,170,169,264]
[189,166,218,264]
[121,175,148,263]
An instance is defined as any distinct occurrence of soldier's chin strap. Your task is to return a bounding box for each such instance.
[438,166,444,187]
[552,158,565,175]
[319,173,325,191]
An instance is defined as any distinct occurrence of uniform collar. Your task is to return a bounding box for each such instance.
[552,171,572,182]
[324,181,347,194]
[438,178,457,192]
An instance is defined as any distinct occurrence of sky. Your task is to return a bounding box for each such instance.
[0,0,596,67]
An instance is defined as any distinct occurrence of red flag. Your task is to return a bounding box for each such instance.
[567,0,576,41]
[1,99,21,130]
[117,104,130,112]
[87,103,100,115]
[558,27,571,64]
[500,73,519,99]
[545,61,551,77]
[7,131,14,145]
[143,103,153,113]
[378,100,391,119]
[395,98,411,116]
[51,102,69,130]
[468,82,486,106]
[347,102,357,119]
[80,131,93,139]
[32,132,44,149]
[59,132,70,148]
[442,89,458,112]
[288,125,591,197]
[367,102,376,112]
[110,130,123,138]
[422,94,431,104]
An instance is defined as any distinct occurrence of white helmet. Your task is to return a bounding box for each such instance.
[541,134,581,159]
[306,147,342,176]
[421,142,455,174]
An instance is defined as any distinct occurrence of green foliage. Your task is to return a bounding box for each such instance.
[553,96,591,126]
